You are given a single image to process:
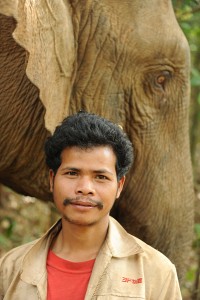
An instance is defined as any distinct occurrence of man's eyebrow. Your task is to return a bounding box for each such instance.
[60,167,114,175]
[93,169,114,175]
[60,167,80,171]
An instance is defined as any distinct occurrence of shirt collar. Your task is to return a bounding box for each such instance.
[104,216,143,257]
[20,217,143,284]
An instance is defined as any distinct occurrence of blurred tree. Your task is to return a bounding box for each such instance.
[173,2,200,299]
[173,0,200,187]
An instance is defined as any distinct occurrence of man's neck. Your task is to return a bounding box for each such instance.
[51,217,109,262]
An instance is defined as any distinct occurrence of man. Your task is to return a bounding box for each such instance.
[0,111,182,299]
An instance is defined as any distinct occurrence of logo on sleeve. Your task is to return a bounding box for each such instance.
[122,277,143,284]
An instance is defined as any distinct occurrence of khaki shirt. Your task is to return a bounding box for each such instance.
[0,217,182,299]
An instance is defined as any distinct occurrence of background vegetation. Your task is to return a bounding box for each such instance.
[173,1,200,299]
[0,1,200,299]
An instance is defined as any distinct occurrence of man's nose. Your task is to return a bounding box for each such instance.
[75,177,95,195]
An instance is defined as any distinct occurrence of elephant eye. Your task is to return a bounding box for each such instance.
[156,70,172,89]
[157,75,165,84]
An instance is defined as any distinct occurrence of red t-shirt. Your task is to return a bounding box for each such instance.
[47,250,95,300]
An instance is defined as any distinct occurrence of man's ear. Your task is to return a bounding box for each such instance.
[116,176,126,199]
[49,170,55,192]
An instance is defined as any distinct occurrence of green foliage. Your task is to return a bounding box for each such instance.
[173,0,200,162]
[0,188,59,256]
[194,223,200,249]
[173,0,200,78]
[191,68,200,87]
[172,1,200,298]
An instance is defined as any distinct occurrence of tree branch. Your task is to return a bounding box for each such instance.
[191,4,200,14]
[175,4,200,20]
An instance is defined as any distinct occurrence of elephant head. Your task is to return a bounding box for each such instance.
[0,0,194,279]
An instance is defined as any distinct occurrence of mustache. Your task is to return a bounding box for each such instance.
[63,196,104,210]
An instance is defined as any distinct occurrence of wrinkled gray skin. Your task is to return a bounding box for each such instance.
[0,0,194,280]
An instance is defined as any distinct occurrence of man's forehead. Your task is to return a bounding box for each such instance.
[60,146,117,169]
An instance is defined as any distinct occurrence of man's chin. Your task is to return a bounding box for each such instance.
[63,216,97,227]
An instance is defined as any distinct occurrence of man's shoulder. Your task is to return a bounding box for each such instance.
[133,235,174,266]
[125,232,178,280]
[0,239,39,295]
[109,217,175,270]
[0,239,38,270]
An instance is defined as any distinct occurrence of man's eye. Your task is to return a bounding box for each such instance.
[96,175,108,180]
[66,171,77,176]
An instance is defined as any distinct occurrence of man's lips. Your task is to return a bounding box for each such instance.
[63,197,103,210]
[71,200,97,207]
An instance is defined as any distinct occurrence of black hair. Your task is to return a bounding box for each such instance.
[45,111,133,180]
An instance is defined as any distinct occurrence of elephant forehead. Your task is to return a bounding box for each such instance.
[0,0,190,133]
[71,0,190,125]
[87,0,189,64]
[75,0,190,93]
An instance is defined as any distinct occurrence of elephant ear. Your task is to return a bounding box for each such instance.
[0,0,75,133]
[0,0,18,16]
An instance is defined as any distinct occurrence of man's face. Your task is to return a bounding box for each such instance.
[49,146,125,227]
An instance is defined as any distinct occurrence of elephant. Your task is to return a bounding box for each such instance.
[0,0,194,280]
